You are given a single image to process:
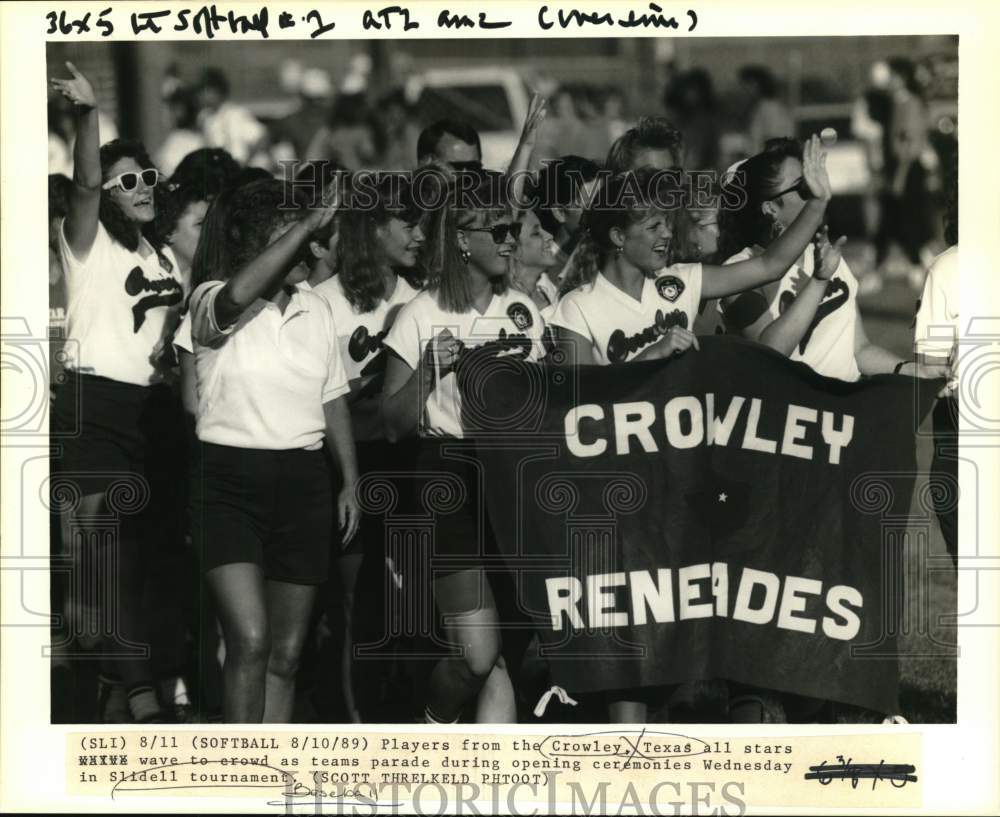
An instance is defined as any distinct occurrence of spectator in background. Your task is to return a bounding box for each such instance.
[536,85,608,163]
[48,92,119,178]
[739,65,794,154]
[606,116,684,173]
[416,119,482,168]
[306,93,378,172]
[664,68,721,172]
[157,88,207,179]
[874,57,934,289]
[271,68,333,162]
[373,89,421,171]
[602,87,628,146]
[196,67,269,166]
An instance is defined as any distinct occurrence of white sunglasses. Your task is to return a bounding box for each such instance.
[102,168,159,193]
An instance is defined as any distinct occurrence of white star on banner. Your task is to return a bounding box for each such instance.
[718,493,728,502]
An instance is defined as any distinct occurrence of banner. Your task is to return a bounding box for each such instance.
[460,336,940,715]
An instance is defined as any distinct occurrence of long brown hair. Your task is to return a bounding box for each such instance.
[420,168,509,313]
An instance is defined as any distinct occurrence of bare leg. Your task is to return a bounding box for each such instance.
[426,570,504,724]
[335,553,364,723]
[263,580,318,723]
[205,563,269,723]
[474,656,516,723]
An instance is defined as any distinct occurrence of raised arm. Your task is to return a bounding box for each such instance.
[701,134,832,299]
[213,197,338,330]
[50,62,101,259]
[752,227,845,354]
[507,93,547,213]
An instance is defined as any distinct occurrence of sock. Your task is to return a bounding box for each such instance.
[424,706,459,725]
[157,675,190,706]
[127,684,162,722]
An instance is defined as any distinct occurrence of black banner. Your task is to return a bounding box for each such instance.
[461,336,940,715]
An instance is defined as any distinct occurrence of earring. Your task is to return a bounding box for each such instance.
[615,245,624,255]
[461,249,471,264]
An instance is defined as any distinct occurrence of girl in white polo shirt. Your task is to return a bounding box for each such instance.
[549,136,833,372]
[50,63,184,724]
[187,179,360,723]
[383,169,546,724]
[313,175,424,722]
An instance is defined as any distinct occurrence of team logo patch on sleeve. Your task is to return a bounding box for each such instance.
[656,275,685,302]
[507,302,533,331]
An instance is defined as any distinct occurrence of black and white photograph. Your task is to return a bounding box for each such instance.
[43,31,960,727]
[2,1,998,814]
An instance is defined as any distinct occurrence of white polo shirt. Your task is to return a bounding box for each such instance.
[914,246,959,371]
[547,263,703,365]
[59,220,183,385]
[720,245,861,382]
[383,288,547,438]
[189,280,350,450]
[313,273,419,383]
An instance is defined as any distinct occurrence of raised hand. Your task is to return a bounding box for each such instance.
[812,225,847,280]
[303,183,341,231]
[802,134,832,202]
[520,93,548,145]
[50,61,97,109]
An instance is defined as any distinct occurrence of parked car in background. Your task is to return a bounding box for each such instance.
[405,66,531,169]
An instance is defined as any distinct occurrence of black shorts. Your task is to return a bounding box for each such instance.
[51,371,166,497]
[412,438,498,577]
[190,442,333,584]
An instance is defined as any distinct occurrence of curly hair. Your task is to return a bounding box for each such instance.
[605,116,684,174]
[336,173,421,313]
[190,179,303,289]
[716,137,802,264]
[420,168,508,313]
[560,167,681,295]
[98,139,165,252]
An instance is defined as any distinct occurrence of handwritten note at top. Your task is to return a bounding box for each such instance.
[45,4,699,40]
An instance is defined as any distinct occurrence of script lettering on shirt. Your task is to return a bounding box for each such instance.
[779,277,849,353]
[606,308,688,363]
[124,266,183,332]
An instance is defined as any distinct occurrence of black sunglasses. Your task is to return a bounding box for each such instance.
[767,176,811,201]
[465,222,523,244]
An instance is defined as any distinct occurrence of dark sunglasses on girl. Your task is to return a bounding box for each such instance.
[102,168,159,193]
[465,222,523,244]
[766,176,811,201]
